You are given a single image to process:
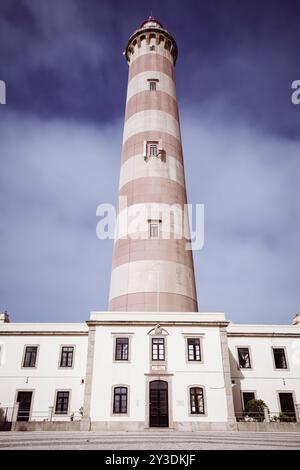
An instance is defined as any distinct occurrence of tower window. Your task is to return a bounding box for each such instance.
[144,141,160,160]
[149,143,158,157]
[237,347,252,369]
[149,222,159,239]
[149,81,156,91]
[150,45,155,51]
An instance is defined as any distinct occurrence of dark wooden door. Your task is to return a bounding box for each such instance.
[17,391,32,421]
[149,380,169,427]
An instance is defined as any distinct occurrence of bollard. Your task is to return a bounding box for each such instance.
[48,406,54,422]
[263,406,270,423]
[11,403,19,430]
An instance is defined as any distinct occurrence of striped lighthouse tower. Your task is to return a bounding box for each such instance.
[109,17,198,312]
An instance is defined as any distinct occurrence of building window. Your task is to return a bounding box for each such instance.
[187,338,201,361]
[273,348,288,369]
[237,347,251,369]
[149,81,156,91]
[190,387,205,414]
[278,392,296,420]
[242,391,255,409]
[144,141,160,161]
[113,387,128,414]
[149,143,158,157]
[60,346,74,368]
[152,338,165,361]
[115,338,129,361]
[23,346,38,368]
[149,222,159,239]
[55,391,70,415]
[150,45,155,51]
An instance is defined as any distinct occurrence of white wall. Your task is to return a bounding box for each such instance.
[1,316,299,426]
[89,312,229,424]
[228,323,300,415]
[0,323,88,421]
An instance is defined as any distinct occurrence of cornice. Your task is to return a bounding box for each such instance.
[0,331,88,336]
[227,332,300,338]
[86,320,229,328]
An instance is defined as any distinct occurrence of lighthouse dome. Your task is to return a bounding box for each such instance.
[140,16,164,29]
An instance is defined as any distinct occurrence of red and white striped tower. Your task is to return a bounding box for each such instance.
[109,17,198,312]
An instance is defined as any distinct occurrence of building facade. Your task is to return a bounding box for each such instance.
[0,18,300,432]
[228,320,300,420]
[1,312,300,430]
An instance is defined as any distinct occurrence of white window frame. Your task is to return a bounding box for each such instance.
[186,337,202,362]
[149,222,159,239]
[151,337,166,361]
[149,143,158,157]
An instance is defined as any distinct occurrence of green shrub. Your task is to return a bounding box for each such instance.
[244,399,267,421]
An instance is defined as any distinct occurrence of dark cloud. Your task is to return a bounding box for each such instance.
[0,0,299,323]
[1,0,299,133]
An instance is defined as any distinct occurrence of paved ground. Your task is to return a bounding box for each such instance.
[0,431,300,450]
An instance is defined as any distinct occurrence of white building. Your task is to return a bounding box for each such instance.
[1,18,300,432]
[1,312,300,431]
[0,315,88,429]
[228,319,300,421]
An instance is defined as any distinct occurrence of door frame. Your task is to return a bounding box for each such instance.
[144,374,173,429]
[14,389,34,422]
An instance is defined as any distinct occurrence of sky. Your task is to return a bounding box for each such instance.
[0,0,299,324]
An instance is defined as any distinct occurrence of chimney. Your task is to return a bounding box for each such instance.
[0,310,10,323]
[292,314,300,326]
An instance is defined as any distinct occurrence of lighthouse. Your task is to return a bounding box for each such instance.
[109,17,198,312]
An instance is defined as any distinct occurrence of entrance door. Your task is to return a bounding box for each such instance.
[16,391,32,421]
[149,380,169,427]
[278,393,296,420]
